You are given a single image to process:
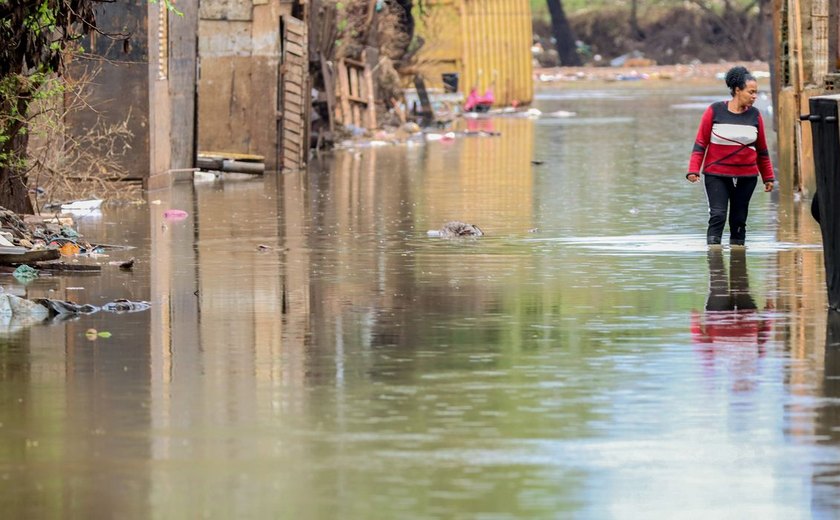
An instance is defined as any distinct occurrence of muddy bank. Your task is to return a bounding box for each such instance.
[534,61,770,88]
[534,5,769,67]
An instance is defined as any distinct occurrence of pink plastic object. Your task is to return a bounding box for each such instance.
[163,209,189,221]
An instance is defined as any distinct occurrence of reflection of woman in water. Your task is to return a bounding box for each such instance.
[691,248,773,351]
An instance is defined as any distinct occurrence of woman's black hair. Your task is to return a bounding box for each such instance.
[725,66,756,96]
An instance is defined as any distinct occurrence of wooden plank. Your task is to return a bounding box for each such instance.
[285,82,303,96]
[285,17,305,37]
[362,50,377,129]
[337,59,352,126]
[349,67,361,126]
[286,41,305,58]
[284,70,304,85]
[349,66,360,98]
[198,150,265,162]
[321,55,337,133]
[346,95,369,104]
[284,110,303,126]
[278,14,308,173]
[284,91,303,106]
[283,121,303,136]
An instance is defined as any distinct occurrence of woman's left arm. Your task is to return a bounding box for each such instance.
[756,114,775,189]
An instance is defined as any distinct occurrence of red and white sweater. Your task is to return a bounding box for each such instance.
[687,101,775,182]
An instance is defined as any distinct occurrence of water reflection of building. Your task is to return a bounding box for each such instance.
[421,118,535,234]
[774,199,827,443]
[812,311,840,514]
[146,175,309,514]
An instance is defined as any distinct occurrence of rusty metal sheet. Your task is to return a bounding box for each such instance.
[200,0,253,21]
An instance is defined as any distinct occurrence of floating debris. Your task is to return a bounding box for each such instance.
[60,199,103,211]
[427,221,484,238]
[12,265,38,283]
[101,299,151,313]
[36,299,100,315]
[163,209,189,221]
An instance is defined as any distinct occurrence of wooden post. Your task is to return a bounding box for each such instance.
[792,0,806,192]
[349,66,361,127]
[362,50,377,129]
[337,59,352,128]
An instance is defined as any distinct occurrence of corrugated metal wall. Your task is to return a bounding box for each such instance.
[416,0,533,106]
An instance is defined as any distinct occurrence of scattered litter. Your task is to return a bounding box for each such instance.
[35,262,101,273]
[58,242,81,256]
[3,294,49,319]
[12,265,38,282]
[544,110,576,118]
[194,170,218,183]
[35,299,100,315]
[344,124,367,137]
[101,299,151,313]
[163,209,189,221]
[85,328,98,341]
[60,226,80,238]
[97,331,112,338]
[59,199,103,211]
[256,244,273,252]
[150,199,162,205]
[108,258,135,270]
[531,160,545,165]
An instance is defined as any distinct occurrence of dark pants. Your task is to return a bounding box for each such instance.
[704,174,758,245]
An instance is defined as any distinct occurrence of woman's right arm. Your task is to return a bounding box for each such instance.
[687,105,714,181]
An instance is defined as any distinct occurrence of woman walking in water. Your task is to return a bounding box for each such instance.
[686,65,775,247]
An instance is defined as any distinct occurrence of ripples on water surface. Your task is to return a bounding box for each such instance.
[0,84,837,518]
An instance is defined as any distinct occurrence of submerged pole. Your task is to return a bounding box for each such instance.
[802,94,840,310]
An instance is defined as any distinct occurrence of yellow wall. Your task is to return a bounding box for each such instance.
[414,0,534,106]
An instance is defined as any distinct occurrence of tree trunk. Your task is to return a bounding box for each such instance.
[546,0,582,66]
[630,0,645,39]
[0,131,34,215]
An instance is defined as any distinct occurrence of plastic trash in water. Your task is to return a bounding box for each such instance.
[60,226,80,238]
[81,329,108,341]
[163,209,189,221]
[35,299,100,315]
[59,242,81,256]
[102,299,151,313]
[4,294,49,319]
[12,265,38,283]
[61,199,103,211]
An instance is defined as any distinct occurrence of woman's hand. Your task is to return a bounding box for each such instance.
[687,173,699,183]
[764,181,774,192]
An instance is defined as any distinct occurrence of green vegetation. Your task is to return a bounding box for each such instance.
[0,0,176,214]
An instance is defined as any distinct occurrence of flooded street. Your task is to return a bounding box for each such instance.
[3,84,838,518]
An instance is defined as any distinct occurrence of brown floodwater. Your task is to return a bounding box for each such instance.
[1,83,836,518]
